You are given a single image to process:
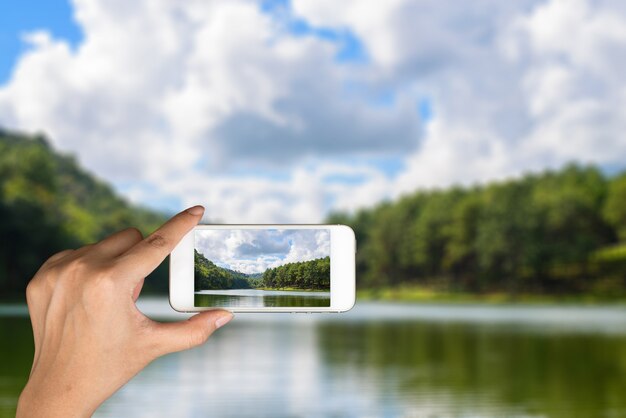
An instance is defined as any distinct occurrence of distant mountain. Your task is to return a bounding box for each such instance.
[212,264,264,279]
[222,266,253,279]
[194,249,262,290]
[246,272,264,279]
[0,128,167,295]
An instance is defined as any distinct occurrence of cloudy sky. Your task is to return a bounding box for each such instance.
[195,229,330,274]
[0,0,625,222]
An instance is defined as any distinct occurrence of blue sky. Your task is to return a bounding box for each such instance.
[0,0,81,82]
[0,0,413,216]
[261,0,369,65]
[0,0,624,222]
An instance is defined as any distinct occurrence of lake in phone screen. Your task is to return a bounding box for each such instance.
[194,229,331,307]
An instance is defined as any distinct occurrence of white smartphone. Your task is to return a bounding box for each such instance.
[169,225,356,313]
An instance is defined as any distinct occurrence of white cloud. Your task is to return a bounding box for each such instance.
[1,0,625,222]
[293,0,626,198]
[195,229,329,274]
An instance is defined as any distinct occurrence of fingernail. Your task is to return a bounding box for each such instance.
[186,205,205,216]
[215,313,234,329]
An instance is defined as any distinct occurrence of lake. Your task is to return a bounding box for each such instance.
[195,289,331,307]
[2,300,626,417]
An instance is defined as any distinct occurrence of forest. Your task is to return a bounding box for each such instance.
[262,256,330,290]
[1,129,626,299]
[328,164,626,297]
[195,248,330,291]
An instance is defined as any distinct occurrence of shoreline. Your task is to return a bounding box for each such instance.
[3,287,626,306]
[254,287,329,292]
[357,285,626,306]
[194,287,329,292]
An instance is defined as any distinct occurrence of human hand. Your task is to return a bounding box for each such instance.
[16,206,233,418]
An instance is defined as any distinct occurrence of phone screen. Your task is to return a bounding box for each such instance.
[193,229,331,308]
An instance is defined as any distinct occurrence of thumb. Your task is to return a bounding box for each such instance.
[152,310,234,355]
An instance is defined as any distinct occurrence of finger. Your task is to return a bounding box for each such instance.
[94,227,143,258]
[151,310,233,355]
[115,206,204,280]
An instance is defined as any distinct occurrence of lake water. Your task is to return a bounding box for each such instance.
[2,300,626,417]
[195,289,331,308]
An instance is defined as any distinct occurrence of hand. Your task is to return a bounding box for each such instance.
[16,206,233,418]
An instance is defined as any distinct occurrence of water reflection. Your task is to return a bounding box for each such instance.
[316,320,626,417]
[194,289,330,307]
[0,317,32,417]
[1,302,626,417]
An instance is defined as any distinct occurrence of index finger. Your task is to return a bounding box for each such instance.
[115,205,205,280]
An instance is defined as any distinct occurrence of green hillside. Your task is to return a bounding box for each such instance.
[194,249,260,290]
[328,165,626,298]
[0,129,167,297]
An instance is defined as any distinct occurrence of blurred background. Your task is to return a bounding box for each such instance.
[2,0,626,417]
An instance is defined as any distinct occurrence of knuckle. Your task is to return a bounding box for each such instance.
[55,256,95,288]
[126,227,143,237]
[81,266,117,300]
[48,250,68,262]
[65,257,90,277]
[188,327,210,349]
[145,233,168,249]
[125,227,143,241]
[25,278,41,300]
[41,262,64,287]
[84,274,116,299]
[95,271,117,290]
[40,249,73,270]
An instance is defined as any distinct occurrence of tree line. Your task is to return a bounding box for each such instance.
[2,129,626,298]
[195,248,331,291]
[327,164,626,296]
[262,256,330,290]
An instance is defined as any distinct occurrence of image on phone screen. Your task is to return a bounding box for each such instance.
[194,229,331,308]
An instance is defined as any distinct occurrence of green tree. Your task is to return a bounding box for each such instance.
[604,173,626,241]
[260,257,330,290]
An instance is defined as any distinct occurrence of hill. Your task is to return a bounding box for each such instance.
[328,164,626,298]
[194,249,261,290]
[0,129,167,296]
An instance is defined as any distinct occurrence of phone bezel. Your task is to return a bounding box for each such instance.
[169,224,355,313]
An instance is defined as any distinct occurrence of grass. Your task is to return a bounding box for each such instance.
[357,285,626,305]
